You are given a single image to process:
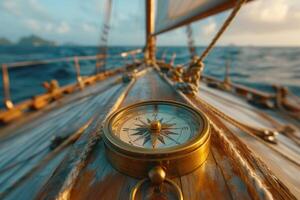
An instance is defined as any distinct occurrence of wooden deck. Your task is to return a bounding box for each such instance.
[0,67,298,199]
[193,83,300,197]
[0,74,126,199]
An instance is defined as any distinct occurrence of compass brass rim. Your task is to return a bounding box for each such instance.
[103,100,210,156]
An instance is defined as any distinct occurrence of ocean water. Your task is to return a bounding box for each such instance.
[0,46,299,108]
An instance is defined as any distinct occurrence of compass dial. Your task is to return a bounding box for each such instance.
[109,102,203,149]
[103,101,210,178]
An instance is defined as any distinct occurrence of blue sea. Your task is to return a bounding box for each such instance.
[0,46,299,108]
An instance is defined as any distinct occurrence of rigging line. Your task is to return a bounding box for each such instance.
[198,0,247,63]
[96,0,113,73]
[186,24,196,60]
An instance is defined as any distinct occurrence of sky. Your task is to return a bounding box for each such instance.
[0,0,300,46]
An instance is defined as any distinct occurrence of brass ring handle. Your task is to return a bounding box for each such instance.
[129,178,183,200]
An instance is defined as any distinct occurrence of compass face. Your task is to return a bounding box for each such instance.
[103,101,210,178]
[109,102,203,149]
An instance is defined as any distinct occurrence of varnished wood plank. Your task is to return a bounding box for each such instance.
[0,83,121,171]
[0,74,121,139]
[211,142,251,200]
[70,141,129,200]
[121,69,184,107]
[35,83,127,200]
[0,78,125,199]
[4,148,70,200]
[187,95,296,199]
[180,152,232,200]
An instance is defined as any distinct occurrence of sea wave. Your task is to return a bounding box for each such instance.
[0,46,299,107]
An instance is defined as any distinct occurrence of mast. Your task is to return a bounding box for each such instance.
[145,0,156,64]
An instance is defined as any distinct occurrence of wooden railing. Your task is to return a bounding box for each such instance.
[155,60,300,111]
[1,48,142,111]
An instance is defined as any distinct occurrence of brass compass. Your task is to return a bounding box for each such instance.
[103,100,210,199]
[103,100,210,176]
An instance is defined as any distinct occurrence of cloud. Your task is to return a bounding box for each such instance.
[23,19,70,34]
[202,20,217,36]
[157,0,300,46]
[226,0,300,34]
[57,22,70,34]
[259,0,288,23]
[1,0,53,21]
[24,19,41,31]
[206,0,300,46]
[82,23,97,33]
[1,0,299,46]
[2,0,21,16]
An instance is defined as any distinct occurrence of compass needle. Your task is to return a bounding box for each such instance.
[143,135,151,145]
[162,123,176,129]
[165,127,188,130]
[124,127,145,132]
[131,130,147,136]
[151,135,158,148]
[138,119,148,126]
[134,123,145,128]
[161,132,180,144]
[158,135,165,144]
[133,132,148,142]
[163,130,179,135]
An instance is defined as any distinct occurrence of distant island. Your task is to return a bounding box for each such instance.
[0,35,57,46]
[0,38,12,45]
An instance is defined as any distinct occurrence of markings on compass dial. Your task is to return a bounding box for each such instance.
[164,116,175,123]
[167,126,189,130]
[152,104,158,120]
[119,106,194,148]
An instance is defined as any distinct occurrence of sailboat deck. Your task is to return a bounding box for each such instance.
[0,73,126,199]
[0,67,298,199]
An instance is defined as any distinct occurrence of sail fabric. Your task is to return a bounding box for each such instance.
[155,0,238,34]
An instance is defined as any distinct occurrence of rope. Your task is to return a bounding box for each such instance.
[186,24,196,59]
[211,124,273,200]
[198,0,247,63]
[181,0,247,89]
[55,78,136,200]
[158,72,274,200]
[96,0,113,73]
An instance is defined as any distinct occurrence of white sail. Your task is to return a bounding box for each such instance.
[155,0,241,34]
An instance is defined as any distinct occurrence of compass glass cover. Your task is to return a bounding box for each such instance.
[110,103,203,149]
